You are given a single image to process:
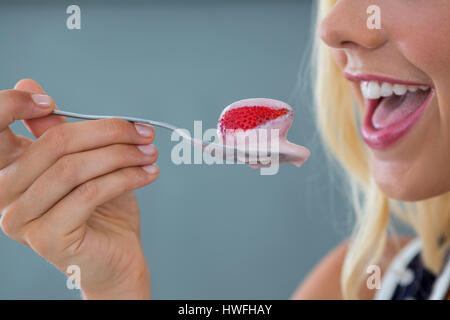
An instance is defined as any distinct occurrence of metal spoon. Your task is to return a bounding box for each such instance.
[51,109,286,165]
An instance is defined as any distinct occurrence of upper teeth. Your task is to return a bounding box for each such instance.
[360,81,429,99]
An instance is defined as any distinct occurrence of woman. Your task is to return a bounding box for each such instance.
[294,0,450,299]
[0,0,449,299]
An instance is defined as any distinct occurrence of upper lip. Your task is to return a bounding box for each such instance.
[344,72,433,88]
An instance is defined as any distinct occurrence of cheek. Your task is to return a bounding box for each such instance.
[396,28,450,85]
[396,35,450,139]
[387,5,450,104]
[369,3,450,200]
[383,1,450,63]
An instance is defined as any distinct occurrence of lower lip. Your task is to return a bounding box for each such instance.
[361,90,434,150]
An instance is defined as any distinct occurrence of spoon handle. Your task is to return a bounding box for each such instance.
[51,110,253,162]
[51,109,214,149]
[51,109,179,132]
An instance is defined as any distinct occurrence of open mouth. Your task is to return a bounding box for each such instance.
[360,80,434,149]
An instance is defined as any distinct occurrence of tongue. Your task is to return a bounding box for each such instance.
[372,90,429,129]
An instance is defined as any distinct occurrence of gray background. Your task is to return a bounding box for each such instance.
[0,0,354,299]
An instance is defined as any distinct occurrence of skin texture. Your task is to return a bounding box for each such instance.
[296,0,450,298]
[320,0,450,201]
[0,79,158,299]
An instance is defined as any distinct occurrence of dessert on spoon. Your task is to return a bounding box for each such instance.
[217,98,310,168]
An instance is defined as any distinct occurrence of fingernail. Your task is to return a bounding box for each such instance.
[142,164,158,174]
[138,144,156,155]
[31,94,53,108]
[135,123,153,137]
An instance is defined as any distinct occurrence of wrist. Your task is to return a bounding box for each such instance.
[82,285,150,300]
[81,262,151,300]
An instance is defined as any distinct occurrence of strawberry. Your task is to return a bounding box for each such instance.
[218,106,288,133]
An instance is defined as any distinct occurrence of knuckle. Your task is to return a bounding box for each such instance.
[0,215,13,238]
[2,89,25,102]
[0,204,20,239]
[42,124,69,153]
[51,156,79,184]
[25,223,55,257]
[0,90,14,103]
[0,181,6,209]
[74,180,100,202]
[0,90,25,126]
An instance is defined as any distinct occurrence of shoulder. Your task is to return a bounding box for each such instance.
[291,236,414,300]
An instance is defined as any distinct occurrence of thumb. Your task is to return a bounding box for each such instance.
[15,79,67,138]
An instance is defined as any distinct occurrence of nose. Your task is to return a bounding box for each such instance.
[319,0,387,50]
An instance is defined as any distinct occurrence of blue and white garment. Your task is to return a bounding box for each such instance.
[375,238,450,300]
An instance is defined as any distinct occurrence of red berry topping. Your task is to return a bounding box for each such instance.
[219,106,288,133]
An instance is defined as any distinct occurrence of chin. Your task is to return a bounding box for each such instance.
[372,161,448,202]
[375,178,424,202]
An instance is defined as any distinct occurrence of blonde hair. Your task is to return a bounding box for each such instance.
[314,0,450,299]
